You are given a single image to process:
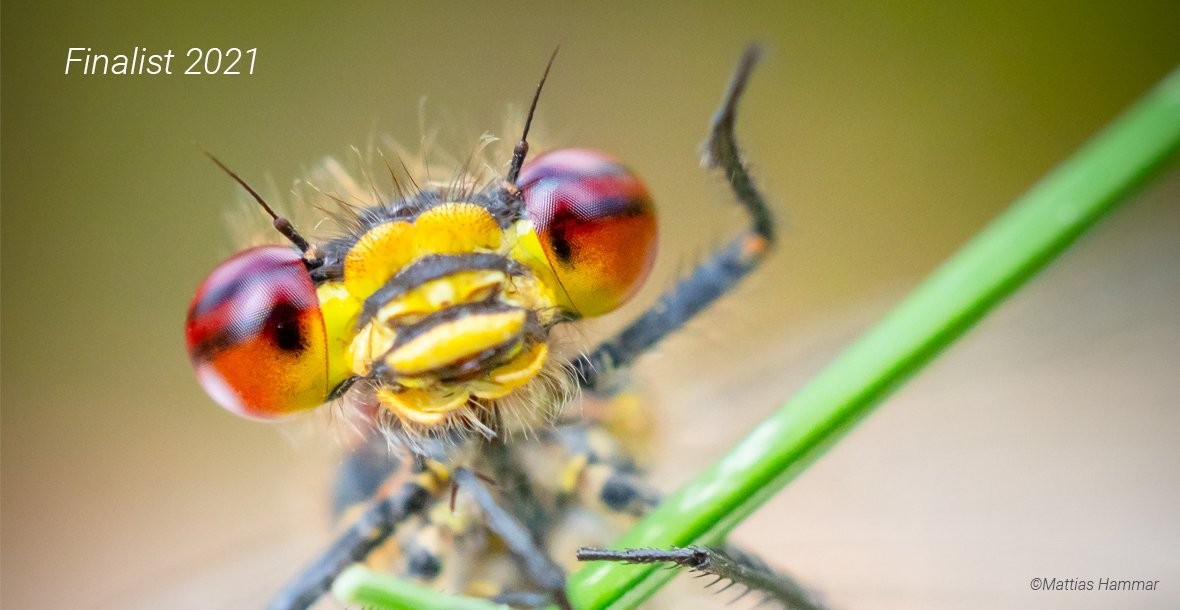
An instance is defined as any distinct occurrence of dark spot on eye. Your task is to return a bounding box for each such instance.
[549,223,573,264]
[267,302,306,352]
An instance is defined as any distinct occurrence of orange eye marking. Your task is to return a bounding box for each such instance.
[519,148,657,317]
[185,246,329,419]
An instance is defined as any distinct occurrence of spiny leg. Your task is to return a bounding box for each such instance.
[453,468,574,610]
[574,44,772,390]
[570,480,825,609]
[266,462,445,610]
[576,545,829,610]
[565,44,818,605]
[558,425,827,610]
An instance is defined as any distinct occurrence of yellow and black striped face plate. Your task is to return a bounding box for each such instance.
[317,202,563,432]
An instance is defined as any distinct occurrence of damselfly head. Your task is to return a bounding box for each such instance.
[185,51,659,444]
[186,145,655,443]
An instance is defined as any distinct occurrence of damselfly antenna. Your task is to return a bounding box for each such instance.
[506,47,559,185]
[203,151,322,266]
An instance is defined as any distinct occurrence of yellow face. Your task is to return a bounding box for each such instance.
[326,202,561,432]
[186,148,657,442]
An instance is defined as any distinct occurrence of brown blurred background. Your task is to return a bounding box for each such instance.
[3,2,1179,609]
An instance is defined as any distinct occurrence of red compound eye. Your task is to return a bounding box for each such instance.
[185,246,329,419]
[519,148,657,317]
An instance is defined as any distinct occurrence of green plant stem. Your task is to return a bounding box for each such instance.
[337,66,1180,610]
[332,565,512,610]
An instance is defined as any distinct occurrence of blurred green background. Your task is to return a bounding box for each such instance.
[3,2,1179,609]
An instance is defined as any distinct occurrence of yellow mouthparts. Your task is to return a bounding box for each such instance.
[376,342,549,426]
[385,309,526,375]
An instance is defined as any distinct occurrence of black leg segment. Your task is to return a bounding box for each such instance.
[454,468,574,610]
[266,478,435,610]
[574,44,774,390]
[576,544,829,610]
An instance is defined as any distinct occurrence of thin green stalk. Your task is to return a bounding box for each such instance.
[333,565,512,610]
[339,66,1180,610]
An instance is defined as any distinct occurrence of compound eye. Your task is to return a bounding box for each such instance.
[185,246,329,419]
[519,148,657,317]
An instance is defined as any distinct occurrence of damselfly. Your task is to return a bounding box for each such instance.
[185,45,826,610]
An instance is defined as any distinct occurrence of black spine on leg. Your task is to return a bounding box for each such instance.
[574,45,773,390]
[266,481,433,610]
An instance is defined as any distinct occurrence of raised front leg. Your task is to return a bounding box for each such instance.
[574,44,774,390]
